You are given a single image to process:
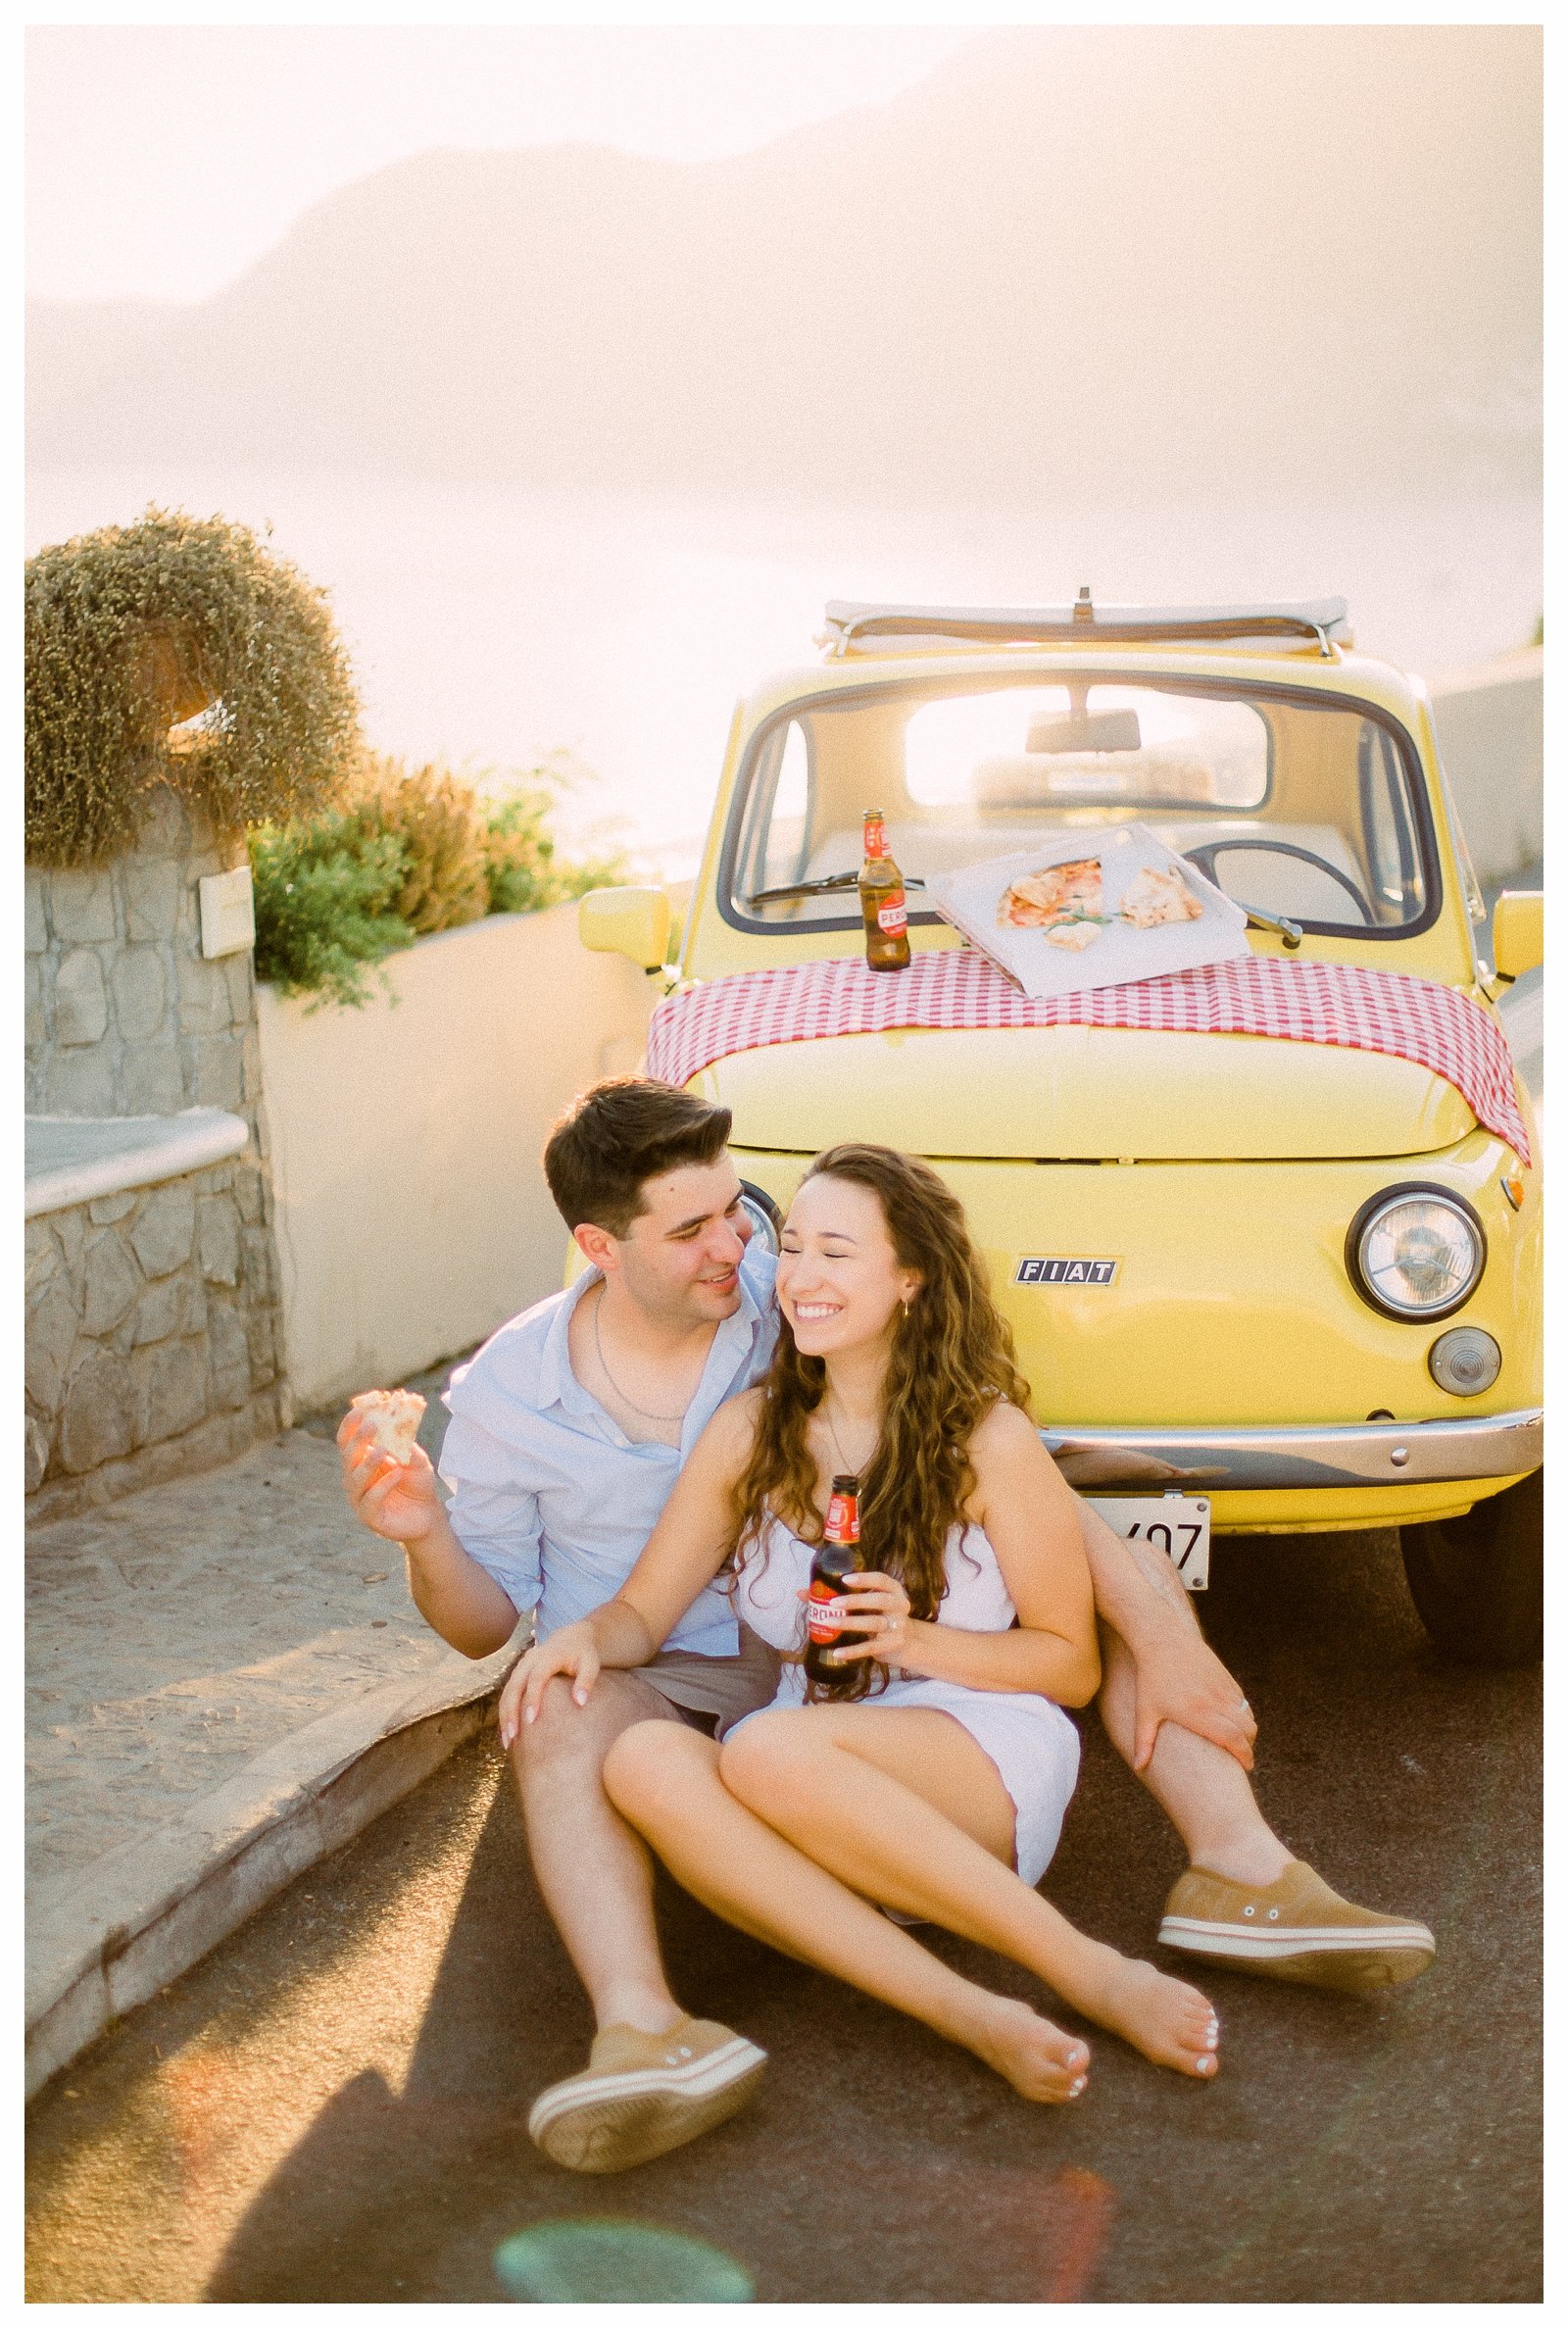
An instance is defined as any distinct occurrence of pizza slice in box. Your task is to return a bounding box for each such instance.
[1120,863,1202,928]
[923,822,1250,1003]
[997,857,1103,930]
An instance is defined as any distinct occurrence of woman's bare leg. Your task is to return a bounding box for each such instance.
[717,1706,1219,2079]
[602,1720,1092,2104]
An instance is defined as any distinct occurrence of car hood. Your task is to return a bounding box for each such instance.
[702,1022,1475,1162]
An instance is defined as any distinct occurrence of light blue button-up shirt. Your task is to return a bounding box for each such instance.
[439,1244,778,1655]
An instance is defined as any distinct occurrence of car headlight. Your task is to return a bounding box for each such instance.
[1347,1186,1486,1321]
[737,1180,781,1257]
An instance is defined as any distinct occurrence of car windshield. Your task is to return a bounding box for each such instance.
[722,675,1437,939]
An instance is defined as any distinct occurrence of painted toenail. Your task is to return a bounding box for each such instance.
[1070,2076,1087,2096]
[1197,2056,1213,2072]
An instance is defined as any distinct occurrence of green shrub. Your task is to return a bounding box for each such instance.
[26,507,361,867]
[249,816,416,1010]
[482,783,627,916]
[483,790,565,915]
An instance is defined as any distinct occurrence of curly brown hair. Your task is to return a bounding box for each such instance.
[731,1144,1031,1702]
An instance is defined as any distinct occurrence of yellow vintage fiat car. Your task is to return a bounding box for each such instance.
[581,597,1543,1664]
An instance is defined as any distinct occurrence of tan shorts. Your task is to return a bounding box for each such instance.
[632,1622,781,1739]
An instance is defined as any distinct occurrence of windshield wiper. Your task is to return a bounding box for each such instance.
[1238,904,1302,949]
[747,871,927,906]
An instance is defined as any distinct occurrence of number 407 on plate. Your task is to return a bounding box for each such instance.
[1083,1495,1210,1591]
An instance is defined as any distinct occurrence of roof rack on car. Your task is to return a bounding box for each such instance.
[818,588,1351,660]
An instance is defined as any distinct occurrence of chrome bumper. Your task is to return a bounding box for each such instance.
[1042,1410,1544,1492]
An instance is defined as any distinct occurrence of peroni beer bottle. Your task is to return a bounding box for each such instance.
[858,811,911,972]
[804,1475,863,1691]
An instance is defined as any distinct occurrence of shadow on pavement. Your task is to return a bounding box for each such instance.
[202,1759,1134,2303]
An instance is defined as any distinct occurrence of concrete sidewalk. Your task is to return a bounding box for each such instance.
[25,1362,518,2098]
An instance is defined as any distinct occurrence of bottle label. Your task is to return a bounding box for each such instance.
[824,1491,859,1544]
[807,1578,850,1643]
[862,817,889,858]
[877,893,907,936]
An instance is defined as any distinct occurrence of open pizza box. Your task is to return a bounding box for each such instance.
[922,823,1251,1000]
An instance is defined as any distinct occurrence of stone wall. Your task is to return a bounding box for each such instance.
[25,782,288,1516]
[25,1155,287,1523]
[25,787,260,1128]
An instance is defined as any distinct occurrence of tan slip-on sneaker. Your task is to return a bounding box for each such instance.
[527,2017,766,2174]
[1158,1859,1436,1993]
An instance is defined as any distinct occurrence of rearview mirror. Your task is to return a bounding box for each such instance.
[1027,709,1142,755]
[1493,891,1543,981]
[578,885,671,970]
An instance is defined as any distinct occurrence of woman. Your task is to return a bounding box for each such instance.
[500,1144,1219,2104]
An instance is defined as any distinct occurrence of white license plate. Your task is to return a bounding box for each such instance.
[1084,1494,1211,1591]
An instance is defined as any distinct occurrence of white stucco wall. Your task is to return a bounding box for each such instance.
[256,904,655,1410]
[1429,648,1543,883]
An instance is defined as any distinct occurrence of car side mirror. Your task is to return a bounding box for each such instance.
[578,885,671,970]
[1493,891,1543,981]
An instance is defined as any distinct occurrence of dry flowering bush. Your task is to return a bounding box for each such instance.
[25,507,361,866]
[347,758,491,934]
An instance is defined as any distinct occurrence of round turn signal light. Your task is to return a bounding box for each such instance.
[1428,1327,1502,1397]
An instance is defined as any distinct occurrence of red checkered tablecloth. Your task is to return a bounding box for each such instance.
[645,948,1532,1164]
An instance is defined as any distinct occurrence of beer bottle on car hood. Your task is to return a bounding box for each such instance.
[859,811,911,972]
[804,1475,863,1692]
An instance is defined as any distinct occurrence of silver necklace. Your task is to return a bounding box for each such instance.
[591,1287,692,1423]
[822,1394,877,1478]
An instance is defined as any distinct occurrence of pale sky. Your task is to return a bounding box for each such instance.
[26,25,978,306]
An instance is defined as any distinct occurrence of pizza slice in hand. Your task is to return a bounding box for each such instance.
[349,1388,427,1465]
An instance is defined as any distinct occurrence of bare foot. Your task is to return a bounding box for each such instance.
[1079,1954,1219,2079]
[961,1992,1092,2104]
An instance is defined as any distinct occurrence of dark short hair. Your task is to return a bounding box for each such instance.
[543,1078,733,1237]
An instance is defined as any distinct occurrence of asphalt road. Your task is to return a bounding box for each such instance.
[26,1526,1540,2303]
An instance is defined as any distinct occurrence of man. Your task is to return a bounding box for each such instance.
[342,1078,1433,2175]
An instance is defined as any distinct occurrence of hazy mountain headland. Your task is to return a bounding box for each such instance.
[28,25,1540,509]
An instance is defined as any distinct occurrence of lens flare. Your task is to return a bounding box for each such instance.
[494,2219,754,2303]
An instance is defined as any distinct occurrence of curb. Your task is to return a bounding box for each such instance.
[25,1644,517,2102]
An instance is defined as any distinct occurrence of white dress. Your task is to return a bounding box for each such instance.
[728,1513,1081,1888]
